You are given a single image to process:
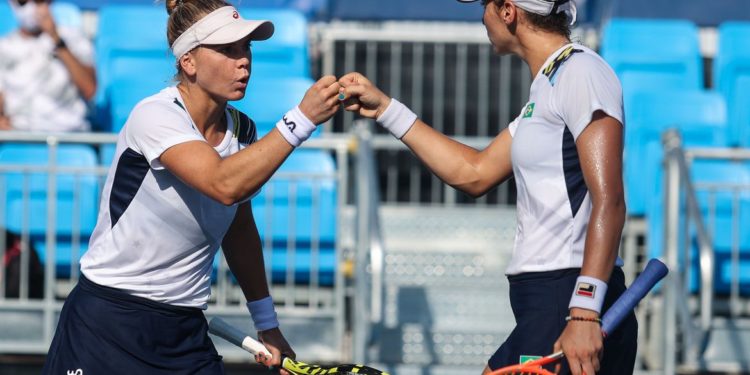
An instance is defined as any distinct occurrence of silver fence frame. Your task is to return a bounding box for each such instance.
[660,129,750,374]
[314,21,532,206]
[0,131,356,361]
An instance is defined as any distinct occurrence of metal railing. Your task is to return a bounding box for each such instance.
[314,21,531,206]
[0,131,358,361]
[661,129,750,374]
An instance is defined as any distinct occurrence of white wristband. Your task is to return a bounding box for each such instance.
[568,276,608,314]
[275,106,317,147]
[376,98,417,139]
[246,296,279,331]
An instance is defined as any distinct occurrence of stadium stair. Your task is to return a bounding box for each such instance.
[368,205,517,375]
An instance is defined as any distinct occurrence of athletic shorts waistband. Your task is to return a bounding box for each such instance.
[77,274,202,315]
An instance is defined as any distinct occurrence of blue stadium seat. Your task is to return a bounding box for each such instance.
[230,77,317,137]
[0,3,12,36]
[108,55,176,133]
[0,1,83,35]
[95,4,170,131]
[601,19,704,110]
[608,0,750,27]
[625,90,728,216]
[238,7,311,78]
[715,22,750,147]
[252,150,338,285]
[242,0,329,20]
[327,0,483,21]
[0,143,99,278]
[647,157,750,295]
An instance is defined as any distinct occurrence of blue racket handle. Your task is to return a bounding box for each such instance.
[209,317,246,348]
[601,259,669,336]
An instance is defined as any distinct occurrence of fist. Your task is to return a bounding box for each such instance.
[298,75,341,125]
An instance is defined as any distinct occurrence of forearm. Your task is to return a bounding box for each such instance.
[222,204,271,301]
[206,129,294,205]
[402,120,489,196]
[580,198,626,281]
[54,46,97,101]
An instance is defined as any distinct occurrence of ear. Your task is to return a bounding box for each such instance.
[179,51,197,77]
[498,0,518,26]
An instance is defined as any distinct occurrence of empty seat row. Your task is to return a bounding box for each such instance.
[0,143,338,286]
[602,19,750,296]
[601,19,750,216]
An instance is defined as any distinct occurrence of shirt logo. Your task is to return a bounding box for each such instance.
[523,103,535,118]
[575,282,596,298]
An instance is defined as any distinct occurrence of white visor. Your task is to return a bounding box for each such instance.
[457,0,577,25]
[171,6,275,58]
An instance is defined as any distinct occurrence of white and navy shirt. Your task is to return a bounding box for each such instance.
[80,86,258,308]
[506,44,624,275]
[0,28,94,132]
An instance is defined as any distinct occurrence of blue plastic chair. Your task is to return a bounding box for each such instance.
[715,22,750,147]
[252,150,338,285]
[238,7,311,78]
[0,1,83,35]
[107,55,176,133]
[230,77,316,137]
[601,19,704,114]
[94,4,170,130]
[0,143,99,278]
[646,156,750,295]
[624,89,728,216]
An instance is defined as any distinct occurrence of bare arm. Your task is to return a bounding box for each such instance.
[577,111,625,282]
[160,129,294,206]
[221,201,270,301]
[554,111,626,375]
[339,72,513,197]
[159,77,341,205]
[38,4,96,100]
[222,202,295,373]
[0,92,10,130]
[401,122,513,197]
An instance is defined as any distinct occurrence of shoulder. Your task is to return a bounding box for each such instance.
[127,88,192,131]
[559,46,620,85]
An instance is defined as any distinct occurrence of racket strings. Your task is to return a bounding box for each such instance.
[285,359,388,375]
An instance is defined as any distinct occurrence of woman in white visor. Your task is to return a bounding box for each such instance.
[338,0,635,374]
[42,0,341,374]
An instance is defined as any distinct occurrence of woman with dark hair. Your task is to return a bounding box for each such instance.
[338,1,636,374]
[42,0,341,373]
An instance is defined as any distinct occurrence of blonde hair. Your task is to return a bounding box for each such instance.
[165,0,230,47]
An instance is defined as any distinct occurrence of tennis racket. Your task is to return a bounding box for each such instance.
[209,317,390,375]
[487,258,669,375]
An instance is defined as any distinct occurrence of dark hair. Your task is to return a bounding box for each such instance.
[165,0,230,47]
[481,0,572,39]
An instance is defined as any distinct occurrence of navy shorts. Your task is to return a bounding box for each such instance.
[42,275,225,375]
[488,267,637,374]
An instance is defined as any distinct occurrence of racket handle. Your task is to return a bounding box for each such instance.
[208,317,273,357]
[601,259,669,335]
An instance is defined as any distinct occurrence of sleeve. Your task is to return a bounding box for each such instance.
[507,113,522,138]
[553,54,624,140]
[125,100,205,170]
[59,27,95,67]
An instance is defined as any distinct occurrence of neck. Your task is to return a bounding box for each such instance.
[515,32,571,78]
[177,82,227,144]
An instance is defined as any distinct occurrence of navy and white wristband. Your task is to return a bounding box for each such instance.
[376,98,418,139]
[275,106,317,147]
[246,296,279,332]
[568,276,608,314]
